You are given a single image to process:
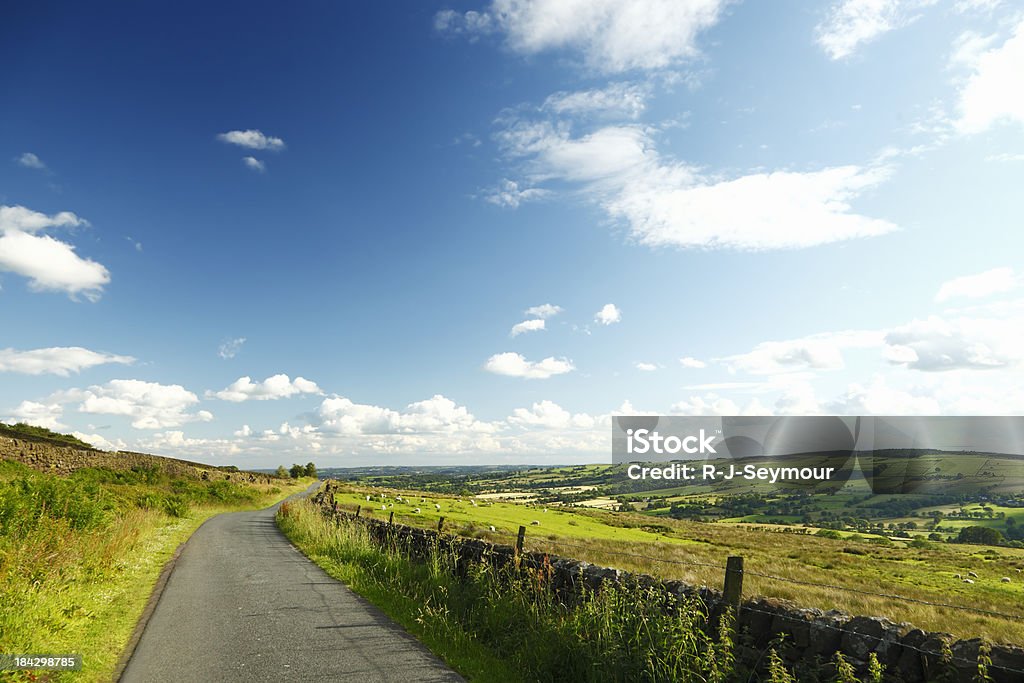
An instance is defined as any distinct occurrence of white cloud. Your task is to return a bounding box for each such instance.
[773,383,824,415]
[508,399,595,429]
[683,381,766,391]
[209,374,322,402]
[679,356,706,368]
[955,0,1003,12]
[635,362,657,371]
[0,205,89,234]
[437,0,728,74]
[484,351,575,379]
[72,431,125,452]
[434,8,496,35]
[594,303,621,325]
[234,424,252,437]
[218,337,246,359]
[949,30,998,69]
[75,379,213,429]
[825,376,941,414]
[510,319,545,336]
[138,430,240,455]
[670,394,741,415]
[500,123,653,184]
[495,120,897,251]
[609,163,897,251]
[717,306,1023,379]
[0,346,134,376]
[525,303,563,318]
[884,315,1022,371]
[242,156,266,172]
[484,179,548,207]
[16,152,46,170]
[217,129,285,151]
[543,83,649,119]
[702,372,1024,419]
[401,395,494,433]
[0,205,109,300]
[8,400,64,429]
[954,20,1024,134]
[318,397,399,435]
[318,394,493,436]
[935,267,1019,302]
[718,330,884,375]
[816,0,938,60]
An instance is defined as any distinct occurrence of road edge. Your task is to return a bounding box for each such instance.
[113,481,322,681]
[111,517,208,682]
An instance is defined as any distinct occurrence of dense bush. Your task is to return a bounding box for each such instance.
[0,474,111,534]
[957,526,1005,546]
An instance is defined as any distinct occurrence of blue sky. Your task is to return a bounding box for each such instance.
[2,0,1022,467]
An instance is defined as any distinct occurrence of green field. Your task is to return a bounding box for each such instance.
[324,479,1024,646]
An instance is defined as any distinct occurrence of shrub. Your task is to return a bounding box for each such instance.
[163,495,191,518]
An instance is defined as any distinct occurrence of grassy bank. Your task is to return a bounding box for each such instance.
[278,495,746,682]
[0,458,308,681]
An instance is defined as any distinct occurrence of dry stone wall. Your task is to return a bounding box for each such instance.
[0,435,270,483]
[311,484,1024,683]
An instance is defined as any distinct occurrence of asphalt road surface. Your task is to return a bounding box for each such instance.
[121,486,463,682]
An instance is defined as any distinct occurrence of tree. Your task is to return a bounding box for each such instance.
[275,465,288,478]
[304,462,317,478]
[289,463,304,479]
[956,525,1004,546]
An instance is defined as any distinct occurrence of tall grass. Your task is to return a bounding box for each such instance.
[278,497,739,682]
[0,459,298,681]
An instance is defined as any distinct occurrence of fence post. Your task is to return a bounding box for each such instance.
[355,505,361,518]
[516,525,526,557]
[437,516,445,533]
[723,556,744,613]
[388,511,394,526]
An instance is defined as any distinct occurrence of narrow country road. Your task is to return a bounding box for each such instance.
[120,486,463,682]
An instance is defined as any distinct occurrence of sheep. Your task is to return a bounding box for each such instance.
[968,571,979,578]
[1002,577,1011,583]
[413,507,421,513]
[488,525,496,532]
[381,504,387,511]
[434,503,441,511]
[543,508,548,513]
[1017,569,1022,574]
[954,574,962,579]
[963,578,974,584]
[366,495,371,501]
[531,520,540,526]
[388,503,394,508]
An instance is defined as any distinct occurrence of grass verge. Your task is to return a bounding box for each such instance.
[277,495,742,683]
[0,458,309,682]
